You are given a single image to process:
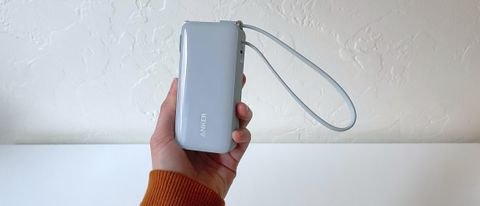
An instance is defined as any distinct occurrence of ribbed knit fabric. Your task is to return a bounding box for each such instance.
[140,170,225,206]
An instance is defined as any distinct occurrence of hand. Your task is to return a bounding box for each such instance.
[149,77,252,198]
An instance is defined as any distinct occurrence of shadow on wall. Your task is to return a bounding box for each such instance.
[0,96,17,144]
[0,92,152,144]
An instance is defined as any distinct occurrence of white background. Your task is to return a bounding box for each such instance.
[1,0,479,143]
[2,2,479,205]
[1,144,479,206]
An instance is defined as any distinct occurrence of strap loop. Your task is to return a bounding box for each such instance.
[242,24,357,131]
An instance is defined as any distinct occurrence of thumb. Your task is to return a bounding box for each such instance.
[151,78,178,145]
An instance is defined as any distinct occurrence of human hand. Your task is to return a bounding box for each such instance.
[149,77,252,198]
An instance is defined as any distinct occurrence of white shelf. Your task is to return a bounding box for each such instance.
[1,144,479,206]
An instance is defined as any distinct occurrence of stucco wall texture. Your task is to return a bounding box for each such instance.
[1,0,479,143]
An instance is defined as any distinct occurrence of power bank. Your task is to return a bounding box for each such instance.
[175,21,246,153]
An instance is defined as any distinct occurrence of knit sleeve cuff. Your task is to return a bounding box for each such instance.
[140,170,225,206]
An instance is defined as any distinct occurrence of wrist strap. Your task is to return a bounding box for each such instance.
[241,24,357,132]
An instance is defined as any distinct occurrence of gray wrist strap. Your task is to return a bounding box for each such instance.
[242,24,357,132]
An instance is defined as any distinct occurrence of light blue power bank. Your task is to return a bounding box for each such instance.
[175,21,246,153]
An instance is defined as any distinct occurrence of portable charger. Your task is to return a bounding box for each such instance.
[175,21,245,153]
[175,20,357,153]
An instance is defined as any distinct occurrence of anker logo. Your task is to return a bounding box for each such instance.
[200,113,207,137]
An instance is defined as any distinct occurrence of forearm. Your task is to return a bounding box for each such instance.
[141,170,225,206]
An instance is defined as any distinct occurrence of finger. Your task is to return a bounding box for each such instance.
[229,128,251,162]
[236,102,252,128]
[232,128,251,144]
[242,74,246,88]
[151,78,178,145]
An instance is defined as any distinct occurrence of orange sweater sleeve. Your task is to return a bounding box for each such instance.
[140,170,225,206]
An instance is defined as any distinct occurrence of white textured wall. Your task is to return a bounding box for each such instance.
[1,0,479,143]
